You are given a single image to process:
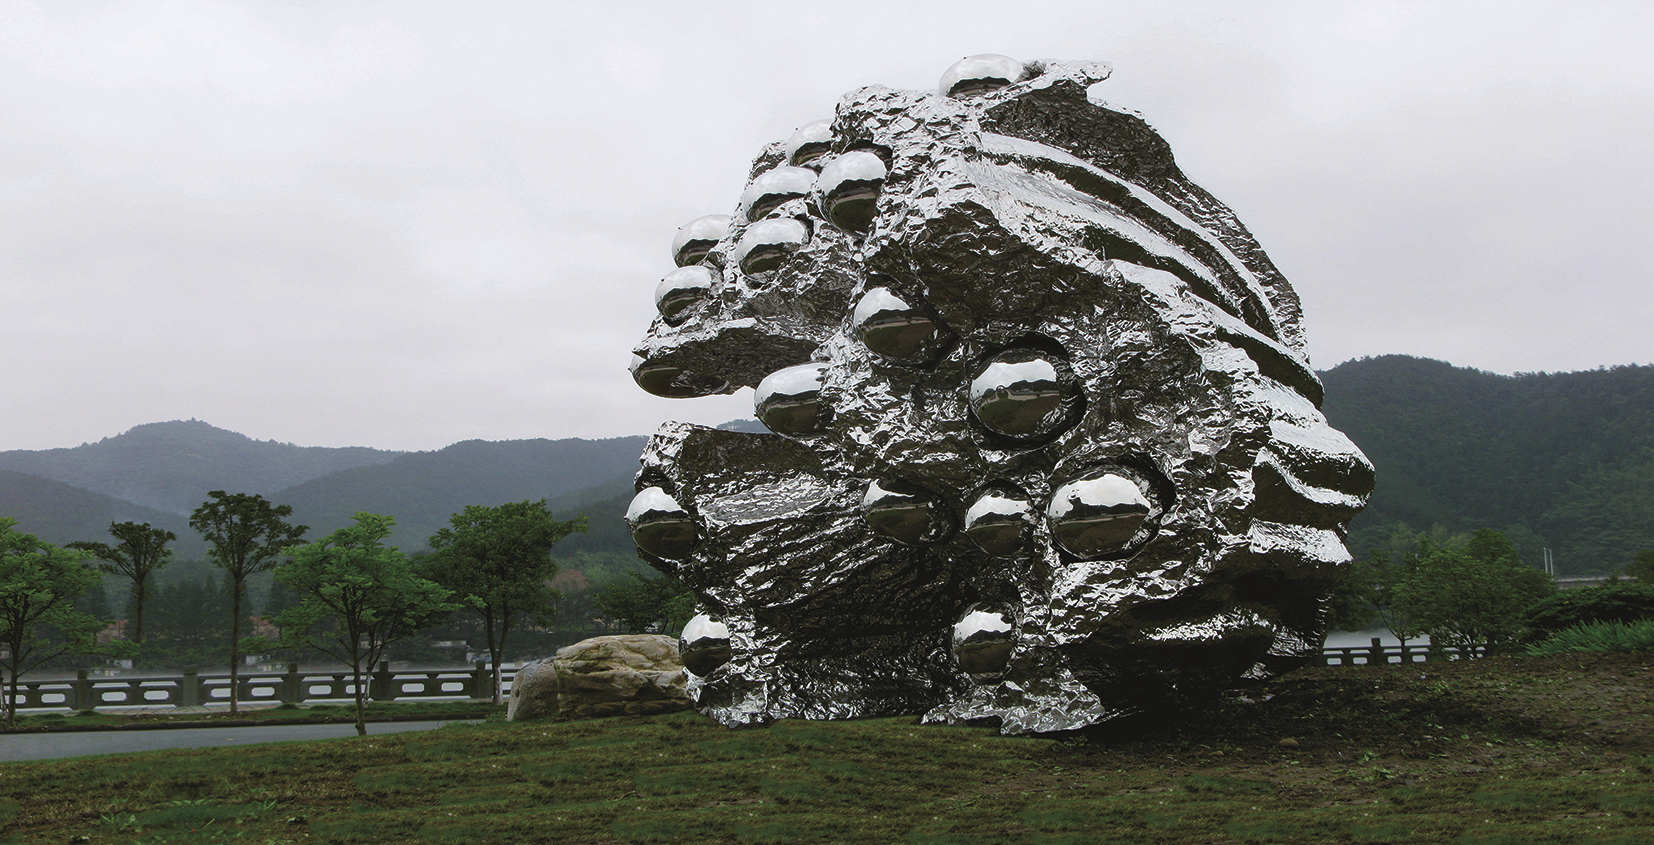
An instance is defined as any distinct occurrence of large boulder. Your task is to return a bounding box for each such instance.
[507,634,690,721]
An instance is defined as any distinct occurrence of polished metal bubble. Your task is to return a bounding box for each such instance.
[962,488,1033,557]
[861,479,951,545]
[783,119,833,167]
[741,166,816,221]
[630,355,728,398]
[655,265,715,325]
[755,362,829,435]
[938,54,1027,97]
[627,486,698,559]
[816,151,887,232]
[671,214,730,267]
[734,218,809,274]
[852,287,942,361]
[680,613,733,676]
[968,349,1081,440]
[1046,471,1156,559]
[952,609,1014,680]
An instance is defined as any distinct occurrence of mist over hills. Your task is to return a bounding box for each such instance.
[1,356,1649,574]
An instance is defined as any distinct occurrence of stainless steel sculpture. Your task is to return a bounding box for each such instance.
[626,55,1373,734]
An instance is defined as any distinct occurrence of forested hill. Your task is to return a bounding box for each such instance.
[1321,355,1654,575]
[0,470,205,558]
[0,420,399,514]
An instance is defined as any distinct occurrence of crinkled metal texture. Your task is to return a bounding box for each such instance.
[627,57,1374,735]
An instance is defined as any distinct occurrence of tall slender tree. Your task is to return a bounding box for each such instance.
[0,519,102,728]
[69,521,176,647]
[424,500,584,703]
[189,491,306,714]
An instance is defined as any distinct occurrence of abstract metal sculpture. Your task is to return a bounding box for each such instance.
[627,55,1373,734]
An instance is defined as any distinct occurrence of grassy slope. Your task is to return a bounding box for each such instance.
[3,654,1650,843]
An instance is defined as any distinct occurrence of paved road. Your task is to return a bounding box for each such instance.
[1,720,470,763]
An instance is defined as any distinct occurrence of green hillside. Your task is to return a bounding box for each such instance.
[0,469,204,557]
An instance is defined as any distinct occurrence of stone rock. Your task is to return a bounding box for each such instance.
[506,634,690,721]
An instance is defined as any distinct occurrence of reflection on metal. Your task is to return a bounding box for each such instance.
[680,613,733,676]
[626,486,697,559]
[755,363,829,436]
[626,56,1373,735]
[671,214,729,267]
[655,265,715,325]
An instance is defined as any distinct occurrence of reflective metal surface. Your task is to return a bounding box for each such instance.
[625,56,1374,735]
[815,151,886,232]
[655,265,715,325]
[754,362,829,435]
[939,54,1027,97]
[626,486,697,559]
[734,217,809,274]
[671,214,730,267]
[852,287,944,361]
[680,613,733,676]
[968,349,1081,440]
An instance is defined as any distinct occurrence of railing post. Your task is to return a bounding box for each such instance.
[72,669,93,711]
[370,661,394,701]
[471,660,492,700]
[179,670,200,707]
[282,663,301,703]
[1367,637,1385,665]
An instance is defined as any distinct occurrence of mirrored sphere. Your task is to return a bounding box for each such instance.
[679,613,732,677]
[734,218,810,274]
[852,287,942,361]
[784,120,833,167]
[861,479,951,545]
[952,609,1015,680]
[938,54,1027,97]
[741,166,816,221]
[627,486,698,559]
[754,362,829,435]
[1046,472,1156,559]
[969,349,1081,440]
[630,355,728,398]
[654,265,715,325]
[963,488,1033,557]
[816,151,887,232]
[671,214,730,267]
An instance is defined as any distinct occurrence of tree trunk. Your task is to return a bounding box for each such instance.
[2,663,13,729]
[483,613,500,705]
[229,578,243,715]
[351,654,366,737]
[132,577,146,645]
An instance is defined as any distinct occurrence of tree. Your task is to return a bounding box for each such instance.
[1391,528,1555,654]
[0,519,102,727]
[68,521,175,647]
[275,513,455,736]
[189,491,307,714]
[593,571,695,635]
[1627,550,1654,584]
[424,501,585,704]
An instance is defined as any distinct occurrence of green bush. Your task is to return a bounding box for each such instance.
[1525,619,1654,655]
[1519,582,1654,643]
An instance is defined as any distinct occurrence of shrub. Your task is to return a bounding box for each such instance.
[1525,619,1654,655]
[1519,582,1654,643]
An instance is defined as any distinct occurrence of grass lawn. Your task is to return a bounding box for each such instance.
[1,652,1650,843]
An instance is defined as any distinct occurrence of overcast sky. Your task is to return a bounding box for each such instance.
[3,1,1650,451]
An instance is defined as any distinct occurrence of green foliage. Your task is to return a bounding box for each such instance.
[1519,581,1654,642]
[1525,619,1654,655]
[423,500,585,700]
[1627,550,1654,583]
[67,521,175,645]
[275,513,457,734]
[1390,529,1555,652]
[0,518,103,725]
[592,570,694,634]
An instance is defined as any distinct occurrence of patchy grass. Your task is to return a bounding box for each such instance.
[3,700,497,734]
[2,652,1650,843]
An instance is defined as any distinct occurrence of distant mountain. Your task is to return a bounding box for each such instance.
[0,469,204,557]
[1321,355,1654,575]
[0,420,399,514]
[272,436,647,552]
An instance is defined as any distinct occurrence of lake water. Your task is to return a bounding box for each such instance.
[0,720,472,763]
[1324,629,1430,648]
